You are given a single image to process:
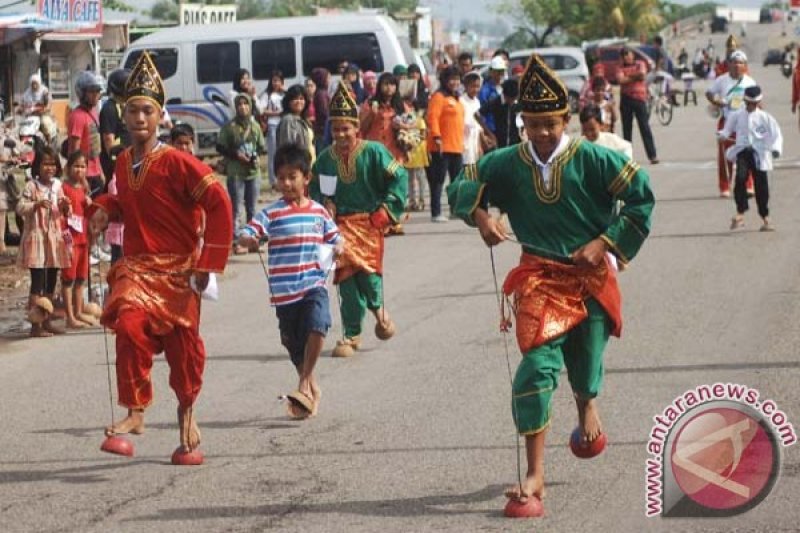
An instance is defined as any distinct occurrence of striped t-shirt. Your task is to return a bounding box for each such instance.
[242,198,340,306]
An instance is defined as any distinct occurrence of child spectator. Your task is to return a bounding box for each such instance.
[460,71,487,179]
[259,70,285,189]
[61,151,96,328]
[590,76,617,133]
[17,147,71,337]
[170,122,195,155]
[238,144,342,418]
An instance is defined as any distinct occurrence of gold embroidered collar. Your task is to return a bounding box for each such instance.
[331,140,366,184]
[518,138,581,204]
[128,144,172,191]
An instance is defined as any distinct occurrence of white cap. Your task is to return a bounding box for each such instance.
[728,50,747,63]
[490,56,507,71]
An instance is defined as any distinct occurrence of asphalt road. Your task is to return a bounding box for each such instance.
[1,22,799,533]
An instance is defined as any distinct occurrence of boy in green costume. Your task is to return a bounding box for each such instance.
[310,82,407,357]
[448,54,655,509]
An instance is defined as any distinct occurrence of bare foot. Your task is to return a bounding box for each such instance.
[576,396,603,443]
[105,409,145,437]
[178,406,201,452]
[66,319,88,329]
[505,471,545,502]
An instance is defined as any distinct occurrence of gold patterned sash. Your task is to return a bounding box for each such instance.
[334,213,384,283]
[102,253,199,336]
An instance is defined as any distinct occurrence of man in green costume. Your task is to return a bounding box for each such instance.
[447,54,654,510]
[310,82,407,358]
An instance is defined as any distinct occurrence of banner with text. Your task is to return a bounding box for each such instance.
[179,4,237,26]
[37,0,103,35]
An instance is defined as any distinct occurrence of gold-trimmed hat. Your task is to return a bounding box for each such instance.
[328,81,359,123]
[518,54,569,117]
[725,34,738,50]
[125,50,165,108]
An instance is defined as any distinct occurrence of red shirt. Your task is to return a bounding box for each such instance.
[62,182,89,245]
[93,145,232,273]
[68,106,102,178]
[617,60,648,102]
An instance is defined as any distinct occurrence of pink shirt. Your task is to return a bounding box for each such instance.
[68,106,102,177]
[617,60,648,102]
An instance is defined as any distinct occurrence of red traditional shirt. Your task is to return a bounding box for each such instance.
[93,145,232,272]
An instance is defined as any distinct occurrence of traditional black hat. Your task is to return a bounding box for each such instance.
[743,85,762,103]
[518,53,569,117]
[328,81,359,123]
[125,50,165,108]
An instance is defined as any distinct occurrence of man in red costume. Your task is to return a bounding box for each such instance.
[89,51,232,458]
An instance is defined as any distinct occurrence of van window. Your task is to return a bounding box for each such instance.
[124,48,178,80]
[197,42,240,84]
[302,33,382,75]
[252,38,296,79]
[562,55,579,70]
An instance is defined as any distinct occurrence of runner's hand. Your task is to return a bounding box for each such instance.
[193,271,210,292]
[475,209,507,247]
[324,199,337,219]
[571,238,609,267]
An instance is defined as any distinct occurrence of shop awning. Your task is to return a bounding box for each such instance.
[0,13,101,45]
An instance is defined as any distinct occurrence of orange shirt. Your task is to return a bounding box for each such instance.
[360,101,404,161]
[426,91,464,154]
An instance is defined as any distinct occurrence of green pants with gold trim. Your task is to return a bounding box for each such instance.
[338,272,383,338]
[512,298,611,435]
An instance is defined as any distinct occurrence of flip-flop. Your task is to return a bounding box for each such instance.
[286,391,314,419]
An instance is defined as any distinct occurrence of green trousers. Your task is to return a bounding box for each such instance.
[338,272,383,338]
[511,298,611,435]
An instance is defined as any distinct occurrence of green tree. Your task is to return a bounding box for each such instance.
[585,0,662,39]
[497,0,592,46]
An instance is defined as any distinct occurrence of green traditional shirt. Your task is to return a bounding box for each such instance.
[447,138,654,264]
[310,140,407,223]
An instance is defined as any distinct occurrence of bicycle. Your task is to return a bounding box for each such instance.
[646,74,674,126]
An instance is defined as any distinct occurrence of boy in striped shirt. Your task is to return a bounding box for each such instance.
[239,144,342,418]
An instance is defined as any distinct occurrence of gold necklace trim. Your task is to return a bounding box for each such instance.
[518,138,581,204]
[331,140,366,184]
[128,144,171,191]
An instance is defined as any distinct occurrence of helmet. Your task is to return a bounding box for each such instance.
[107,68,131,97]
[75,70,105,98]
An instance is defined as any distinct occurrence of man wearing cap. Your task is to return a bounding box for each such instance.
[479,56,508,134]
[718,85,783,231]
[88,52,233,460]
[706,49,756,197]
[448,54,654,509]
[309,82,407,358]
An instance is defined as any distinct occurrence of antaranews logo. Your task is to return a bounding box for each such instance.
[645,383,797,517]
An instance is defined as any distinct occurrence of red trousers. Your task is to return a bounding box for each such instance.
[717,118,753,194]
[115,308,206,409]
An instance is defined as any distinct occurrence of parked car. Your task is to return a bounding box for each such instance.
[710,16,728,33]
[759,8,772,24]
[586,44,655,85]
[480,47,589,112]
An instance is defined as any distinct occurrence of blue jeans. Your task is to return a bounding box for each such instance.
[275,287,332,369]
[227,176,258,236]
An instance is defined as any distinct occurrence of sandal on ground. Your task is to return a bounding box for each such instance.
[730,217,744,230]
[286,391,315,419]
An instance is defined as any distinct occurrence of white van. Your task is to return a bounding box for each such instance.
[122,15,420,155]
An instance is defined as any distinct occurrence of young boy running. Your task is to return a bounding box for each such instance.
[239,144,342,418]
[718,85,783,231]
[309,82,407,358]
[448,54,655,510]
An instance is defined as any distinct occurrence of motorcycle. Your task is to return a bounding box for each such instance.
[782,54,794,78]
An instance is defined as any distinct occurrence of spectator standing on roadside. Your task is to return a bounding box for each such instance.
[479,56,507,134]
[99,68,130,183]
[425,66,464,222]
[277,84,315,159]
[617,48,659,164]
[407,64,429,110]
[260,70,285,190]
[311,68,331,154]
[67,71,105,197]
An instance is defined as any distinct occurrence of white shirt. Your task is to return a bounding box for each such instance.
[706,73,756,121]
[588,131,633,160]
[527,134,570,188]
[260,91,284,127]
[718,107,783,171]
[460,94,482,165]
